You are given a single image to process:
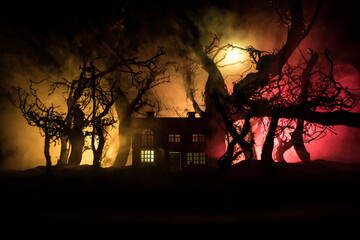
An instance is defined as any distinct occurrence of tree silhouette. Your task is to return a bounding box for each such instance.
[10,48,171,168]
[9,79,64,172]
[112,48,172,168]
[61,4,173,168]
[173,0,360,168]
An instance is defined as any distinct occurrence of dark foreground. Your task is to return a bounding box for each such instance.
[1,160,360,229]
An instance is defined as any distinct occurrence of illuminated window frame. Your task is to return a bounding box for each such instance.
[199,134,205,142]
[200,153,205,164]
[192,134,205,143]
[192,134,198,142]
[141,150,154,163]
[169,134,174,142]
[187,152,193,165]
[194,153,199,164]
[175,134,181,142]
[169,134,181,143]
[187,152,206,165]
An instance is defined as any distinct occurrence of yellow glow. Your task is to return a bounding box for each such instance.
[227,49,241,62]
[101,144,118,167]
[141,150,154,163]
[81,150,93,165]
[223,48,244,66]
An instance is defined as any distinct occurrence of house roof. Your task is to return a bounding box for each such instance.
[132,112,213,133]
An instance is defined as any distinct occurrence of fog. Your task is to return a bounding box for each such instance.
[0,0,359,169]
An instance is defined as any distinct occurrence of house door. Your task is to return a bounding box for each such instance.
[168,152,181,171]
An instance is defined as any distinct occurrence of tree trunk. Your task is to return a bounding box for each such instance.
[68,132,84,165]
[44,133,51,174]
[240,116,255,161]
[93,138,104,168]
[113,123,131,168]
[246,131,257,160]
[275,137,292,163]
[261,114,279,169]
[218,140,236,168]
[113,96,133,168]
[292,118,311,163]
[68,105,86,165]
[93,123,105,168]
[94,139,105,168]
[57,136,70,165]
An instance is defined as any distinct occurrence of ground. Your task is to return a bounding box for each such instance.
[1,160,360,230]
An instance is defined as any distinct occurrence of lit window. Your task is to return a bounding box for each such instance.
[142,129,154,146]
[141,150,154,163]
[199,134,205,142]
[187,152,206,165]
[169,134,174,142]
[192,134,198,142]
[200,153,205,164]
[169,134,180,142]
[187,152,193,165]
[194,153,199,164]
[193,134,204,142]
[175,134,181,142]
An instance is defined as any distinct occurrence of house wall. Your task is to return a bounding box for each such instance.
[131,114,225,170]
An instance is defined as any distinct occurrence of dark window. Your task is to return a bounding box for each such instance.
[142,129,154,146]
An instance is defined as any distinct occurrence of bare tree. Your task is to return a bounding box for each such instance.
[9,80,64,173]
[78,60,119,168]
[274,49,321,163]
[49,51,168,167]
[173,13,257,167]
[48,62,95,166]
[173,0,360,169]
[112,48,172,168]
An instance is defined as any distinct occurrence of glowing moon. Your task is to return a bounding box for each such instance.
[223,48,243,66]
[227,49,242,61]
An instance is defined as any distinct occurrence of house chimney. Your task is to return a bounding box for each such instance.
[146,111,155,118]
[187,112,196,118]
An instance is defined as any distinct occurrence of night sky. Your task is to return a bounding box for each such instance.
[1,0,359,71]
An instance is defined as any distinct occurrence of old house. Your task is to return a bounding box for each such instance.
[131,112,226,171]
